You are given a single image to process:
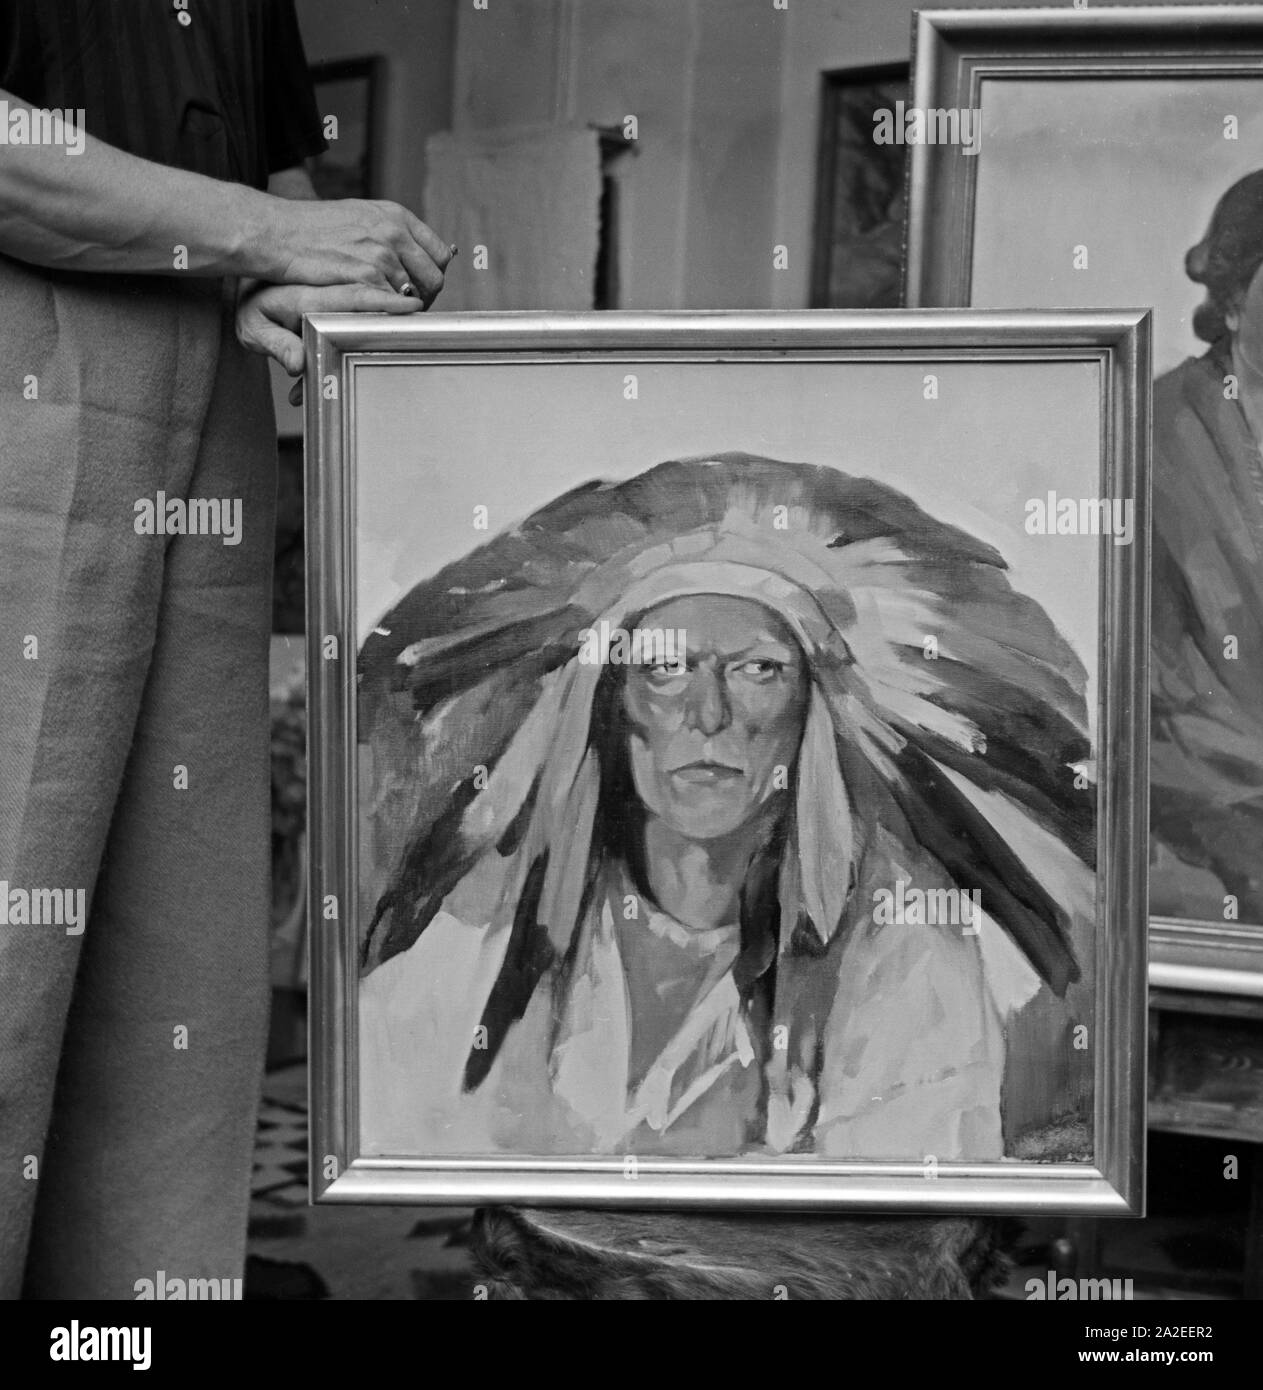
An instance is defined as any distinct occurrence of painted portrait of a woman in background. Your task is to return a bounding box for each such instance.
[1150,170,1263,927]
[909,69,1263,947]
[354,455,1096,1164]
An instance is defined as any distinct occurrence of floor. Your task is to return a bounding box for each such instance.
[246,1060,476,1300]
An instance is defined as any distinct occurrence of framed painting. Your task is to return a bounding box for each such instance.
[810,63,910,308]
[904,4,1263,995]
[304,309,1148,1211]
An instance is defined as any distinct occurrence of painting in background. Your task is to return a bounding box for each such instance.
[303,313,1148,1210]
[309,56,381,200]
[903,8,1263,985]
[810,65,908,308]
[967,78,1263,376]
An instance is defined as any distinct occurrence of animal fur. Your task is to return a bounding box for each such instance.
[471,1207,1007,1300]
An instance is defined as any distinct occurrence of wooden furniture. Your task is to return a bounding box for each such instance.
[1065,987,1263,1299]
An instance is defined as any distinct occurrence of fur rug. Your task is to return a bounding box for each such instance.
[471,1207,1008,1300]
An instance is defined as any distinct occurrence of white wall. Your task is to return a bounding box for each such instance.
[452,0,785,310]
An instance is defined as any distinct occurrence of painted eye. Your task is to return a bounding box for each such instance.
[644,660,688,683]
[734,659,784,681]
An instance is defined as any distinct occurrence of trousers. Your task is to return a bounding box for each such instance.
[0,255,276,1298]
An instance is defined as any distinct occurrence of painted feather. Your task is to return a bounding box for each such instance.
[359,455,1092,996]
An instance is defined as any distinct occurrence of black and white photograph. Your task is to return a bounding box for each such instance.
[0,0,1259,1342]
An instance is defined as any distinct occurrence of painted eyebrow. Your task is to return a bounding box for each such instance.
[647,642,798,665]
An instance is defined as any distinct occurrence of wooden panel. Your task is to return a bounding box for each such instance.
[1150,1010,1263,1143]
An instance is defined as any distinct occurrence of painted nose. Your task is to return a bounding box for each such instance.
[683,666,729,737]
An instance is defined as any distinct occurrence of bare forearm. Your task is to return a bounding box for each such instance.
[267,165,318,201]
[237,165,320,301]
[0,87,279,277]
[0,88,451,294]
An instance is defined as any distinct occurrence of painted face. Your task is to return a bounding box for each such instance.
[621,594,809,840]
[1233,259,1263,374]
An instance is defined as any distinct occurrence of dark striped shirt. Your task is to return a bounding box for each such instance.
[0,0,327,188]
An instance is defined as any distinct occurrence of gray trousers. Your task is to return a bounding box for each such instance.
[0,257,276,1298]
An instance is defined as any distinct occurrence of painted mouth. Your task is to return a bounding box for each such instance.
[670,761,743,785]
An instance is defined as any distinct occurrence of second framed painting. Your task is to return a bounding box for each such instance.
[905,4,1263,993]
[305,309,1148,1211]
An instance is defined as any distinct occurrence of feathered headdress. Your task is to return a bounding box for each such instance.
[358,455,1093,1030]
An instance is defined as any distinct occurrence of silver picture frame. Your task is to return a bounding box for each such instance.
[303,309,1148,1212]
[904,5,1263,997]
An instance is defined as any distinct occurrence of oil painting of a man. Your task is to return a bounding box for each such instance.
[354,455,1095,1164]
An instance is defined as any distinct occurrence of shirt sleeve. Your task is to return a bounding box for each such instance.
[0,2,39,101]
[263,0,329,175]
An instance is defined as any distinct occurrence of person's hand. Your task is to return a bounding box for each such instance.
[263,197,455,301]
[235,281,424,387]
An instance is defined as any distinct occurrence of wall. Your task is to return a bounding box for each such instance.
[448,0,1237,312]
[296,0,458,216]
[452,0,785,310]
[271,0,458,432]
